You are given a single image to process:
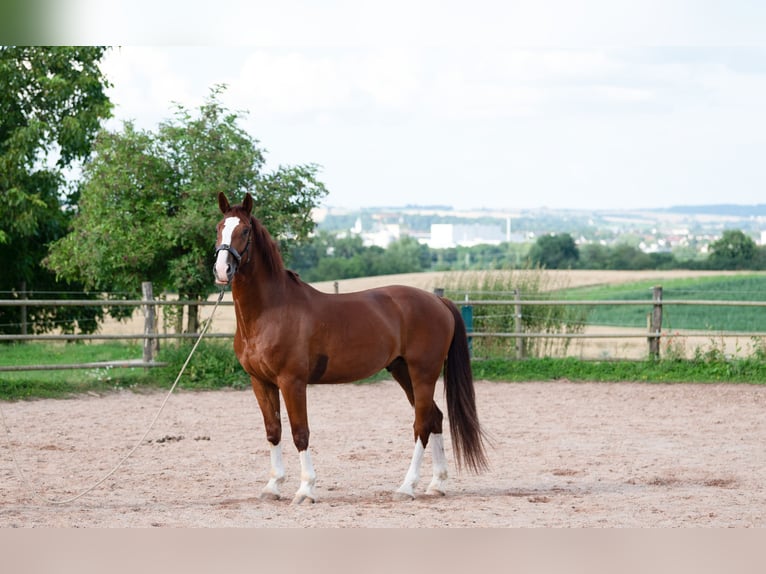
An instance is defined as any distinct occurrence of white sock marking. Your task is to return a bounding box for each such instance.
[293,448,317,503]
[427,433,448,495]
[270,442,285,480]
[397,437,425,498]
[261,442,285,498]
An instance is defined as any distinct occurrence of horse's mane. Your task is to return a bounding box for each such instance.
[247,214,284,275]
[241,212,300,285]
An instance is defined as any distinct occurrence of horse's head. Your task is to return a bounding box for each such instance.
[214,192,254,285]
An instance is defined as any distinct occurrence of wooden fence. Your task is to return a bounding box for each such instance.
[3,284,766,371]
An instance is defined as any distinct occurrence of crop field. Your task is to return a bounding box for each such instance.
[567,274,766,332]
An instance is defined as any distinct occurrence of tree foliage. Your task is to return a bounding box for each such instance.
[288,232,431,282]
[0,46,112,243]
[0,46,112,334]
[46,88,327,330]
[707,229,758,270]
[527,233,580,269]
[578,243,676,270]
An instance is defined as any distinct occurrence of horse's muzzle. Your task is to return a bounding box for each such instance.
[214,244,239,285]
[213,260,236,285]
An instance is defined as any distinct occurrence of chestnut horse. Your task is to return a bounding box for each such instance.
[213,192,487,504]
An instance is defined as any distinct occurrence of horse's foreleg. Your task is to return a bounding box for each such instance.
[281,379,317,504]
[294,449,317,505]
[262,442,286,500]
[251,378,285,500]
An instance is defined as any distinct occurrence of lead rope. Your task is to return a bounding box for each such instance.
[0,288,227,505]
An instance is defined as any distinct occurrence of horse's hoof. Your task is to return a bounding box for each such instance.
[425,487,446,497]
[393,490,415,502]
[291,494,316,505]
[426,478,447,496]
[259,490,281,501]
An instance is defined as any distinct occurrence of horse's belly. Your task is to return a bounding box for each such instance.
[317,343,394,384]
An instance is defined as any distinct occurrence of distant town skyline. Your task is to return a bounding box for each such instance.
[45,1,766,211]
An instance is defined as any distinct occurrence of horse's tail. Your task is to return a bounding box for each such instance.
[440,297,489,474]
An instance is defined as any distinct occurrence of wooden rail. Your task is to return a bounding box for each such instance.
[2,283,766,370]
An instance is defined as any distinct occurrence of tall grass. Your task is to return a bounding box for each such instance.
[438,268,587,359]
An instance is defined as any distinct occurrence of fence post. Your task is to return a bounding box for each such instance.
[20,280,27,336]
[648,285,663,359]
[461,301,473,357]
[514,288,524,359]
[142,281,158,364]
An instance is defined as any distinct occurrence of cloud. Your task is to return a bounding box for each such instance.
[93,39,766,210]
[228,51,352,119]
[226,47,424,125]
[100,47,201,130]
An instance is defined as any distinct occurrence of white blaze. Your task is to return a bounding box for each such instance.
[214,217,241,283]
[221,217,240,245]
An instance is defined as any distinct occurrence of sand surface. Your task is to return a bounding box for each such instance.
[2,379,765,527]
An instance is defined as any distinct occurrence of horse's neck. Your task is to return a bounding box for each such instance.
[232,266,289,312]
[232,224,295,312]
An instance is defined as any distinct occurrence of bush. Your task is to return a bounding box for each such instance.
[157,340,248,390]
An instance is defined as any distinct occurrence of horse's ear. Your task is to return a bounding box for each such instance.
[218,192,231,214]
[242,193,254,215]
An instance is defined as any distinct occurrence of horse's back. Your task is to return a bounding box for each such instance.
[332,284,452,329]
[352,284,455,357]
[303,284,454,382]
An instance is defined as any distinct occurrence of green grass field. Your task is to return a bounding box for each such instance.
[0,341,157,399]
[563,274,766,332]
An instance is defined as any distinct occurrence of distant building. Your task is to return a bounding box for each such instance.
[427,223,508,249]
[361,224,401,248]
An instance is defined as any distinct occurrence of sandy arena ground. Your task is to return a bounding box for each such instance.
[2,379,765,527]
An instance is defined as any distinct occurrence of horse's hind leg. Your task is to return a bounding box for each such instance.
[426,431,448,496]
[391,362,448,499]
[395,404,447,499]
[388,357,415,406]
[251,377,285,500]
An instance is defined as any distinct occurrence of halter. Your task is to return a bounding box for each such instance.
[214,241,246,264]
[214,220,252,278]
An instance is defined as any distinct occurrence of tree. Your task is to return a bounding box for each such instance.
[0,46,112,334]
[46,88,327,332]
[381,236,431,274]
[288,233,431,282]
[527,233,579,269]
[707,229,757,270]
[578,243,610,270]
[609,244,653,270]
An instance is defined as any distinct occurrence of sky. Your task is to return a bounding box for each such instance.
[46,1,766,211]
